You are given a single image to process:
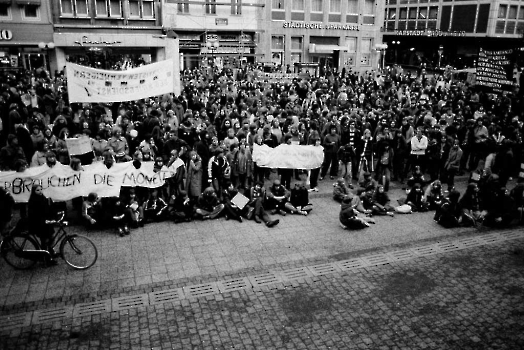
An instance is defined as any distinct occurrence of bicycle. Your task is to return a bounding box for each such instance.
[0,212,98,270]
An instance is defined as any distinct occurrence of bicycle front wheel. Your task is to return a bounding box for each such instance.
[1,234,38,270]
[60,235,98,270]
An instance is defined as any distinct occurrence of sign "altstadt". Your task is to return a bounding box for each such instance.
[283,22,359,31]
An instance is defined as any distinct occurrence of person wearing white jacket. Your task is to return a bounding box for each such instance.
[409,127,428,174]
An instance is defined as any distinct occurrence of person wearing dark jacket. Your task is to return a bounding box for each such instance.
[434,190,462,228]
[320,125,340,180]
[247,181,279,227]
[27,184,57,265]
[0,134,26,171]
[195,187,225,220]
[339,196,374,230]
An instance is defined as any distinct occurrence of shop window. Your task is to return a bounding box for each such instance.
[129,0,154,19]
[0,4,11,19]
[271,35,284,50]
[177,2,189,13]
[312,0,323,12]
[205,0,216,14]
[291,37,302,50]
[231,0,241,15]
[21,5,39,20]
[292,0,304,11]
[290,53,301,65]
[60,0,89,17]
[330,0,341,13]
[272,0,284,10]
[96,0,122,18]
[498,5,507,19]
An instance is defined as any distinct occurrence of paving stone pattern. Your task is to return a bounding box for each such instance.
[1,235,523,349]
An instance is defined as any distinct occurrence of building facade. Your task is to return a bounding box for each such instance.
[163,0,263,71]
[262,0,385,74]
[383,0,524,70]
[0,0,54,72]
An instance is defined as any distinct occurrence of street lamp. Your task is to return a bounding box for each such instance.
[375,43,388,72]
[438,45,444,68]
[37,42,55,72]
[391,41,400,64]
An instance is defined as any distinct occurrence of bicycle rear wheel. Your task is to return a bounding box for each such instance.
[1,234,38,270]
[60,235,98,270]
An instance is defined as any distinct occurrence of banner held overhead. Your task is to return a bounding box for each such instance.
[66,60,174,103]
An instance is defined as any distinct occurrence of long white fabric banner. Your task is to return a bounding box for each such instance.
[66,60,174,103]
[0,160,183,203]
[252,144,324,169]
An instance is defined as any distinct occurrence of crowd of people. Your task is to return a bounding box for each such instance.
[1,62,524,258]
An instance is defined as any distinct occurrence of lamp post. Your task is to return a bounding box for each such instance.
[206,41,219,66]
[375,43,388,72]
[37,42,55,72]
[438,45,444,68]
[391,41,400,64]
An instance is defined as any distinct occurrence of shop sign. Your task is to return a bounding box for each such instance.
[206,34,219,42]
[282,22,359,31]
[395,30,466,37]
[215,18,228,26]
[219,34,238,41]
[74,35,122,46]
[0,29,13,41]
[178,34,201,41]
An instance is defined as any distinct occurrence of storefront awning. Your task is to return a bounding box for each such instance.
[14,0,41,5]
[309,44,347,53]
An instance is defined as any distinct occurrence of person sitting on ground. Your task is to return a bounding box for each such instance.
[434,189,462,228]
[82,192,102,228]
[168,190,194,223]
[373,185,395,215]
[483,187,519,228]
[459,183,485,226]
[333,178,353,203]
[110,197,129,237]
[339,196,375,230]
[424,179,445,211]
[361,185,394,217]
[221,182,244,222]
[143,189,168,222]
[124,189,144,227]
[247,181,279,227]
[406,183,429,212]
[358,172,377,195]
[195,187,225,220]
[290,182,313,215]
[266,179,306,215]
[407,165,426,190]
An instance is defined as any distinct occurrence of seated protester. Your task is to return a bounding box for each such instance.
[339,196,375,230]
[168,190,193,223]
[290,182,313,215]
[143,189,168,222]
[406,183,429,212]
[510,180,524,224]
[434,190,462,228]
[247,181,279,227]
[357,172,377,195]
[406,165,426,189]
[459,183,485,226]
[373,185,395,215]
[333,178,353,203]
[361,185,394,217]
[424,180,445,210]
[0,187,15,234]
[483,187,519,228]
[266,179,306,215]
[195,187,225,220]
[124,189,144,227]
[82,192,102,228]
[110,197,129,237]
[221,182,244,222]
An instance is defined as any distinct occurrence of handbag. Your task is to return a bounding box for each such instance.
[223,165,231,179]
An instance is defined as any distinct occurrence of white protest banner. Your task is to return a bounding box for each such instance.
[66,60,174,103]
[65,136,93,155]
[0,160,184,203]
[252,144,324,169]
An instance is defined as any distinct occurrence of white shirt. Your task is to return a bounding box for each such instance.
[410,135,428,155]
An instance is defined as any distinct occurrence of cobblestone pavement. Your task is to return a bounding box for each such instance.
[1,231,523,349]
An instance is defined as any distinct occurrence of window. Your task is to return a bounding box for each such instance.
[290,53,301,65]
[330,0,341,13]
[272,0,284,10]
[419,7,427,19]
[178,2,189,13]
[129,0,154,18]
[345,37,356,52]
[60,0,89,17]
[519,6,524,20]
[498,5,507,19]
[231,0,241,15]
[271,35,284,50]
[428,6,438,19]
[408,8,417,19]
[291,36,302,50]
[292,0,304,11]
[363,0,374,15]
[509,5,518,19]
[0,4,11,19]
[95,0,122,17]
[22,5,39,20]
[312,0,323,12]
[205,0,216,14]
[388,9,396,19]
[360,38,372,66]
[347,0,357,13]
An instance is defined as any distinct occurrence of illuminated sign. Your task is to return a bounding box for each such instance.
[282,22,359,31]
[395,30,466,37]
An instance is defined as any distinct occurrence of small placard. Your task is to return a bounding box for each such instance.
[231,192,249,210]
